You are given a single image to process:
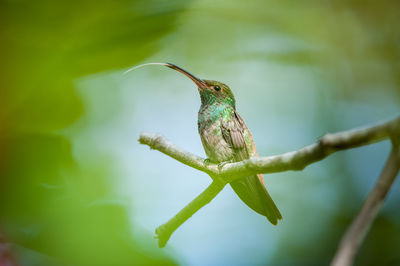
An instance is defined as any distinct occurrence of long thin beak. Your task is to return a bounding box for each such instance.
[163,63,206,89]
[124,62,206,88]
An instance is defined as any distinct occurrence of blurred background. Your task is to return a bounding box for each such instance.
[0,0,399,265]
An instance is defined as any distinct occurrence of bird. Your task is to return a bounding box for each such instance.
[126,62,282,225]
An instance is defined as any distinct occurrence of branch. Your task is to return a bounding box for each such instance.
[139,116,400,182]
[138,116,400,248]
[155,181,225,248]
[331,141,400,266]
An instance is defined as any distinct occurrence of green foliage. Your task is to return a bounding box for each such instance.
[0,0,188,264]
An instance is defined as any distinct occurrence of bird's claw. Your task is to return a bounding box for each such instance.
[204,158,213,165]
[218,160,233,170]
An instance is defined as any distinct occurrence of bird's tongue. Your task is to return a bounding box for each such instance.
[124,62,206,89]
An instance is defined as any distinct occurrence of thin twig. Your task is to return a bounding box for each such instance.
[139,132,213,175]
[331,144,400,266]
[138,116,400,248]
[155,180,226,247]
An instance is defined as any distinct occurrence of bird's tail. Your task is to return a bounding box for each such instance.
[230,174,282,225]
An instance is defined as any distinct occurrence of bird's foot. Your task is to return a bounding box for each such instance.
[204,158,215,165]
[218,159,234,170]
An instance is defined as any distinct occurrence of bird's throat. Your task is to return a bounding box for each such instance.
[200,90,235,108]
[199,102,235,125]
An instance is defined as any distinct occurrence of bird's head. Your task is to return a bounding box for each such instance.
[163,63,236,108]
[199,80,235,108]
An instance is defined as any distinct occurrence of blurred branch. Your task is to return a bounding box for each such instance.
[331,138,400,266]
[138,116,400,248]
[155,181,225,248]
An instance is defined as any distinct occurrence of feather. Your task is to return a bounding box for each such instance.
[221,110,282,224]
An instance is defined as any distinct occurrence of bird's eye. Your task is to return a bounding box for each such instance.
[214,85,221,91]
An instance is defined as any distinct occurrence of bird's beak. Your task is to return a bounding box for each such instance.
[163,63,207,89]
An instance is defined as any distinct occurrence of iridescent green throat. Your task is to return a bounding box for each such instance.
[200,89,236,108]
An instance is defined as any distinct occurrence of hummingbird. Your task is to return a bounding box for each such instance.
[126,62,282,225]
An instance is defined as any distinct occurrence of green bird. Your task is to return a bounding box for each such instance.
[127,62,282,225]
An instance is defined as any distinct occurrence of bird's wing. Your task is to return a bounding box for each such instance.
[220,111,264,184]
[220,111,248,159]
[221,110,282,224]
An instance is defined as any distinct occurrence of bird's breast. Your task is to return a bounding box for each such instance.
[198,111,234,163]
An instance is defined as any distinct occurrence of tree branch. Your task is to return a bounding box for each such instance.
[331,141,400,266]
[138,116,400,248]
[139,116,400,182]
[155,180,225,248]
